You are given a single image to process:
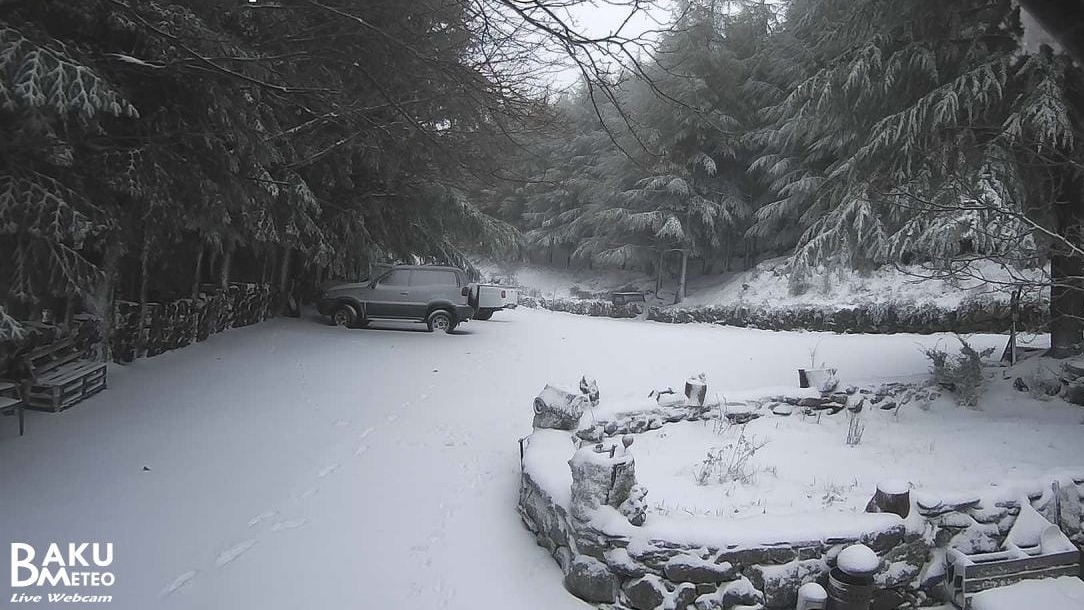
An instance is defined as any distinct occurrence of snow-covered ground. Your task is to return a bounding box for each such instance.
[1,309,1081,609]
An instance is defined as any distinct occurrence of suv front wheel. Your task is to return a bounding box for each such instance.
[427,310,456,333]
[331,304,359,328]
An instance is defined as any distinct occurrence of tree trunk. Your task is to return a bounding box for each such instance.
[655,249,664,297]
[674,249,688,305]
[278,245,293,315]
[192,246,204,299]
[724,232,734,272]
[220,241,234,290]
[137,234,151,357]
[87,242,122,362]
[1049,173,1084,358]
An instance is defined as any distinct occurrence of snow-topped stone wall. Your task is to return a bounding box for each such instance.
[518,382,1084,610]
[517,295,1046,335]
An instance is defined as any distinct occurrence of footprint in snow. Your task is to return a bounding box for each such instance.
[354,444,369,456]
[387,414,399,422]
[215,540,257,568]
[247,510,276,527]
[333,419,350,428]
[160,570,197,597]
[271,519,308,532]
[358,427,374,440]
[299,488,319,501]
[316,464,339,478]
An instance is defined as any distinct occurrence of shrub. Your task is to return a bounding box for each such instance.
[923,336,994,407]
[694,427,768,485]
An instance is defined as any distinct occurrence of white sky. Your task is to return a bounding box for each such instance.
[550,1,674,87]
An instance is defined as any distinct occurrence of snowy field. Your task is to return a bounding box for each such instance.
[1,308,1082,609]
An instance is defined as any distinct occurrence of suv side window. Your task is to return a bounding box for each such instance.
[377,269,411,287]
[410,269,459,287]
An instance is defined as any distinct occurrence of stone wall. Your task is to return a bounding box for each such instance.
[0,283,278,376]
[647,301,1045,335]
[519,295,1046,335]
[519,296,644,319]
[518,386,1084,610]
[112,283,278,362]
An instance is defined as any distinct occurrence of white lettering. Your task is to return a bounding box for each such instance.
[68,543,89,567]
[10,544,37,587]
[41,544,64,567]
[92,543,113,567]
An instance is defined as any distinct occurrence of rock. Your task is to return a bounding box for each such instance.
[798,397,831,408]
[969,506,1009,525]
[619,484,649,526]
[1063,380,1084,406]
[622,575,667,610]
[604,421,619,435]
[671,583,699,610]
[604,547,646,578]
[726,412,762,424]
[830,393,850,404]
[1062,358,1084,379]
[950,524,1000,554]
[719,546,802,567]
[568,442,637,521]
[694,576,763,609]
[563,555,619,603]
[878,400,898,411]
[770,403,794,416]
[579,375,600,406]
[534,384,587,429]
[664,555,738,584]
[1013,377,1029,392]
[746,559,827,608]
[874,560,922,589]
[846,396,866,413]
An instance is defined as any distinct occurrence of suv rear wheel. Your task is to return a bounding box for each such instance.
[427,310,456,333]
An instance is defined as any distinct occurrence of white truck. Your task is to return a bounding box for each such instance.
[469,283,519,320]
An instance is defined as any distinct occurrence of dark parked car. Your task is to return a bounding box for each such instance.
[317,265,475,333]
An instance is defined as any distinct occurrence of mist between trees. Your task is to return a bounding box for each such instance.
[2,0,1084,355]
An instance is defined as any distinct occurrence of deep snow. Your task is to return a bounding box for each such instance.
[1,308,1081,609]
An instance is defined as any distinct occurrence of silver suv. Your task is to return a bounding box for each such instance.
[317,265,475,333]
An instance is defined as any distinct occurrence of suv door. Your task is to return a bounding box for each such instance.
[408,269,461,318]
[364,268,412,318]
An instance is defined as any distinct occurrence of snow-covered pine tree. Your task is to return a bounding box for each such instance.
[748,0,1084,354]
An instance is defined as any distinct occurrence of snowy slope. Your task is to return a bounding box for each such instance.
[479,258,1045,310]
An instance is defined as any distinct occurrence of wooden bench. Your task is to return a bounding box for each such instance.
[947,519,1080,608]
[0,381,25,436]
[22,339,107,412]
